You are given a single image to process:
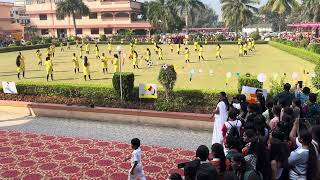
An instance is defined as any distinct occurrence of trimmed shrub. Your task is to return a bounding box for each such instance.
[250,31,261,40]
[158,65,177,99]
[269,76,285,97]
[112,72,135,100]
[299,39,310,48]
[312,63,320,90]
[269,41,320,64]
[308,43,320,54]
[0,81,238,113]
[215,34,225,41]
[25,41,32,46]
[238,74,263,93]
[99,34,107,41]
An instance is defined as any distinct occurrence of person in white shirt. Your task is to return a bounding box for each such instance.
[125,138,146,180]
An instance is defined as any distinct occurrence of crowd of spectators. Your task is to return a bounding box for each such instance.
[168,83,320,180]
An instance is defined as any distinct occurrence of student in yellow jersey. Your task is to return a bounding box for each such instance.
[184,47,190,63]
[60,42,64,52]
[170,43,174,53]
[36,49,42,65]
[45,55,53,81]
[100,53,108,74]
[248,39,252,52]
[85,43,89,54]
[76,39,79,47]
[16,54,24,79]
[216,44,222,60]
[194,41,199,52]
[198,45,204,61]
[243,42,248,55]
[130,42,134,52]
[95,44,100,59]
[113,54,120,73]
[79,45,83,59]
[252,39,255,51]
[67,40,70,50]
[83,56,91,81]
[177,44,181,55]
[72,53,80,73]
[107,42,112,54]
[239,43,244,57]
[50,44,55,57]
[145,48,151,62]
[46,47,51,57]
[133,50,139,69]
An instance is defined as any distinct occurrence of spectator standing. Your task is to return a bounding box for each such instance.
[275,83,294,107]
[212,92,229,144]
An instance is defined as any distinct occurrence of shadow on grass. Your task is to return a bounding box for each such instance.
[24,76,44,79]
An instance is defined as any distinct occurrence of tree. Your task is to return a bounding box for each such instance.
[263,0,299,31]
[142,0,184,33]
[221,0,259,36]
[171,0,205,34]
[158,65,177,100]
[190,5,219,28]
[56,0,89,37]
[301,0,320,22]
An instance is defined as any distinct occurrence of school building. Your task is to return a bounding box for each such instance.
[0,2,24,39]
[25,0,152,37]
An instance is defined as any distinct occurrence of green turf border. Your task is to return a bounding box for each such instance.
[269,41,320,64]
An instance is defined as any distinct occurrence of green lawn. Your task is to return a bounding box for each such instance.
[0,44,315,90]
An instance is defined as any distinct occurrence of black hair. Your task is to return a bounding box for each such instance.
[256,93,266,113]
[293,98,301,107]
[16,55,21,67]
[114,54,118,58]
[228,108,239,119]
[284,83,291,91]
[84,56,88,66]
[231,153,246,177]
[169,173,182,180]
[272,105,281,117]
[184,159,200,180]
[196,145,209,161]
[46,56,50,61]
[270,138,289,170]
[220,92,230,111]
[243,121,255,130]
[272,128,286,141]
[312,125,320,144]
[302,87,311,95]
[211,143,226,172]
[195,163,218,180]
[73,53,76,56]
[134,51,138,56]
[254,114,268,136]
[266,99,274,119]
[225,134,241,151]
[299,130,317,180]
[247,103,259,113]
[223,171,239,180]
[309,93,317,103]
[130,138,140,149]
[239,94,247,102]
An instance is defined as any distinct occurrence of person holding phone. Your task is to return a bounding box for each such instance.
[295,83,310,105]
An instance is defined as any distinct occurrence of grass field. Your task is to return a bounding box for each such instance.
[0,44,315,90]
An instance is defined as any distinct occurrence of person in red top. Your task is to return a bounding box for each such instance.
[222,108,242,139]
[210,143,230,178]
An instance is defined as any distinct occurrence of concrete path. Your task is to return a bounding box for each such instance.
[0,110,212,150]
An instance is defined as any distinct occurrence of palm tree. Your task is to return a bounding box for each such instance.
[56,0,89,37]
[264,0,299,31]
[221,0,259,36]
[302,0,320,22]
[143,0,182,33]
[171,0,205,34]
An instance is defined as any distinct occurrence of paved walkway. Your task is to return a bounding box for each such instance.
[0,111,212,150]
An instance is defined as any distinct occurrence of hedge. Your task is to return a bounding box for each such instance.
[269,41,320,64]
[112,72,135,100]
[0,81,238,113]
[238,75,263,93]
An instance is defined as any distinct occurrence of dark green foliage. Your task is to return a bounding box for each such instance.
[238,75,263,93]
[112,72,135,100]
[250,31,261,40]
[158,65,177,99]
[299,39,309,48]
[269,41,320,64]
[215,34,225,41]
[308,43,320,54]
[0,81,238,113]
[312,63,320,90]
[99,34,107,41]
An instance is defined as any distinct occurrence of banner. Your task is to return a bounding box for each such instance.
[139,83,157,99]
[241,86,267,103]
[2,81,18,94]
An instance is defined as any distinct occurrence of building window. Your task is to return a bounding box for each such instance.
[104,28,112,34]
[26,0,32,5]
[56,14,64,20]
[37,0,45,4]
[76,28,82,34]
[74,13,82,19]
[101,13,113,19]
[15,11,18,15]
[89,12,97,19]
[91,28,99,34]
[41,29,49,35]
[115,13,129,18]
[39,14,47,20]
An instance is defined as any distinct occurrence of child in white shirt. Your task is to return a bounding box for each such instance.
[126,138,146,180]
